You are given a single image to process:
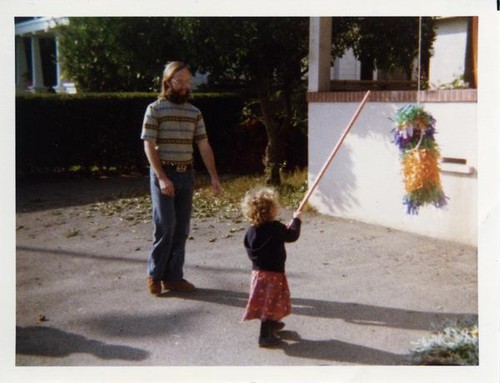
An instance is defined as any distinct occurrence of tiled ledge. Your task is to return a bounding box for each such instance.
[307,89,477,103]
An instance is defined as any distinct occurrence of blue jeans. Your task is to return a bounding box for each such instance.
[147,167,194,281]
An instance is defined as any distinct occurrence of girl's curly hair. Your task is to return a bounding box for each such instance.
[241,187,280,226]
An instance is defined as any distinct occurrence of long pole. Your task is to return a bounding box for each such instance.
[417,16,422,104]
[297,90,371,213]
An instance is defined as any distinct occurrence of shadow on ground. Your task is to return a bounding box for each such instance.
[277,330,407,365]
[16,174,149,213]
[16,326,149,361]
[166,288,477,331]
[159,288,477,364]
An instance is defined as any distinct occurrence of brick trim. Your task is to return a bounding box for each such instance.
[307,89,477,103]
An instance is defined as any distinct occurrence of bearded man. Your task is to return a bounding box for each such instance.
[141,61,222,295]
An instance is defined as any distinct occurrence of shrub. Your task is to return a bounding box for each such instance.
[409,318,479,365]
[15,92,307,176]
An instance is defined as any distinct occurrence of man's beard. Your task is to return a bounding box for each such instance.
[167,88,190,104]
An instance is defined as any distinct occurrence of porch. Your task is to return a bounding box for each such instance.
[307,17,478,245]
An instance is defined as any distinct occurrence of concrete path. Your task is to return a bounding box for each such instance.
[11,175,478,380]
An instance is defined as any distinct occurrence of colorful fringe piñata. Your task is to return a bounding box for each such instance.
[392,104,447,214]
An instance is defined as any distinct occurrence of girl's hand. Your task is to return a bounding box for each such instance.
[286,211,302,229]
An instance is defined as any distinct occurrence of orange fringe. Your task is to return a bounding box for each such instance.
[403,148,441,193]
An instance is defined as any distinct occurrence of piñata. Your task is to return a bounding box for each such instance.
[392,104,447,214]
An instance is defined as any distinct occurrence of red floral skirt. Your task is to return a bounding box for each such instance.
[242,270,291,322]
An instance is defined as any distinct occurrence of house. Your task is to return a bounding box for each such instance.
[15,17,75,94]
[429,17,477,88]
[329,17,477,88]
[15,17,211,94]
[307,17,478,245]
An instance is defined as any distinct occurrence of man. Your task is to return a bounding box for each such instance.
[141,61,222,295]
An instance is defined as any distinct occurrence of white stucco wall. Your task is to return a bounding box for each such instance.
[332,49,360,80]
[308,101,477,245]
[429,17,469,87]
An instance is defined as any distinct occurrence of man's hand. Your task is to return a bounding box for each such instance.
[197,139,223,196]
[159,177,175,197]
[211,177,223,196]
[144,140,174,197]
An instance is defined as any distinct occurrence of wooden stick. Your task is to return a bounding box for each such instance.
[297,90,371,213]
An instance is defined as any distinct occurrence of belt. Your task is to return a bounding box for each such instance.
[161,161,193,173]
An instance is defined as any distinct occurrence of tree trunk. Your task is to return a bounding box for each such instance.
[259,87,282,185]
[264,133,281,185]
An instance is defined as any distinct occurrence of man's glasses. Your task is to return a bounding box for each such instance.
[171,78,193,87]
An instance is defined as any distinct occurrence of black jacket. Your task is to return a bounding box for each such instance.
[244,218,301,273]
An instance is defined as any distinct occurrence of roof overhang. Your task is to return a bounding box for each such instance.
[15,17,69,37]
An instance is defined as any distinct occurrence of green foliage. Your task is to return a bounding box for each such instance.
[57,17,436,92]
[177,17,310,185]
[57,18,184,92]
[15,92,306,176]
[52,17,434,184]
[331,17,436,80]
[16,93,154,174]
[177,18,308,87]
[410,319,479,365]
[432,74,470,90]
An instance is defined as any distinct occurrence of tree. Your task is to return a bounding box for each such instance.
[56,17,435,184]
[57,17,185,92]
[177,17,435,184]
[177,17,309,185]
[331,17,436,82]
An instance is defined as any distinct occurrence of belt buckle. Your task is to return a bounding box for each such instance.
[176,164,187,173]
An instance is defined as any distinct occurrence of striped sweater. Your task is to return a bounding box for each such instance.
[141,98,208,165]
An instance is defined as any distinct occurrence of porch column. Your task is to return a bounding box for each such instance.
[53,36,65,93]
[15,36,28,92]
[308,17,332,92]
[29,35,47,92]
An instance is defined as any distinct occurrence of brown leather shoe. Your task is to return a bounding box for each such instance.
[148,277,162,295]
[162,279,196,292]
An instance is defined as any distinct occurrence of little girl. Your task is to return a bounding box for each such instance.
[241,187,302,347]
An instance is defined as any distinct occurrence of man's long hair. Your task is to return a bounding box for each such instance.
[159,61,188,100]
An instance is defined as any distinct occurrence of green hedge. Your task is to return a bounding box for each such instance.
[16,92,306,176]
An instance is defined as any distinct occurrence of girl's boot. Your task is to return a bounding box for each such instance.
[259,320,281,347]
[269,320,285,334]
